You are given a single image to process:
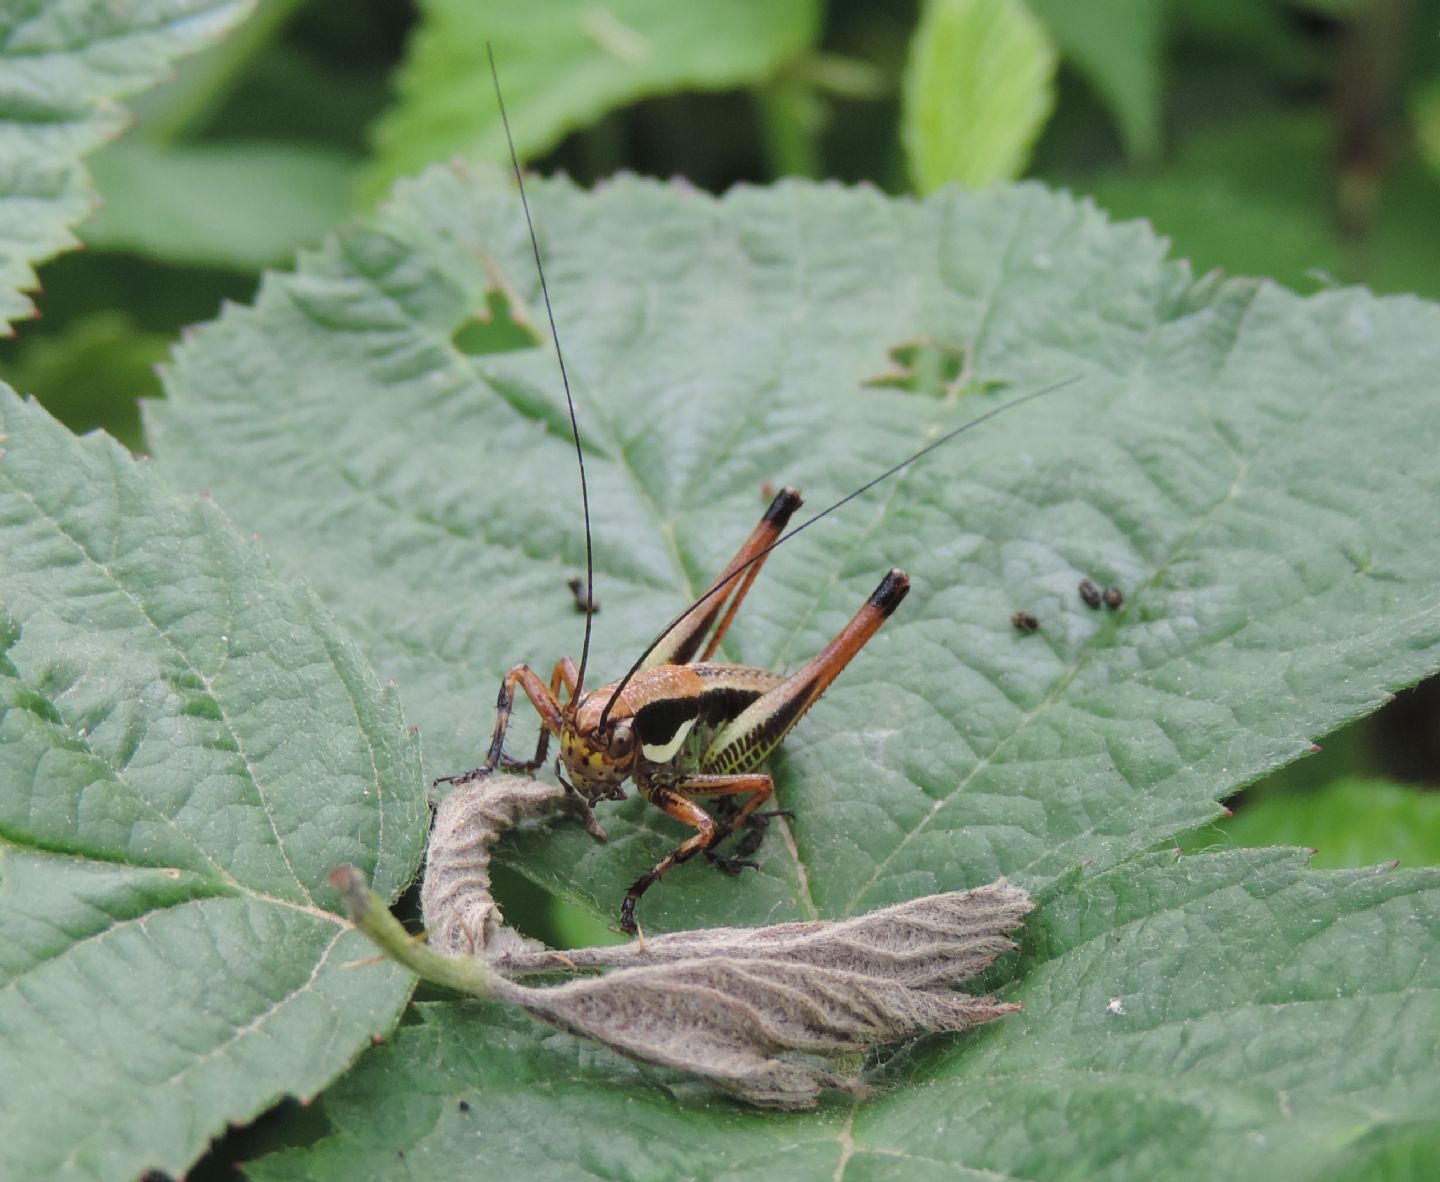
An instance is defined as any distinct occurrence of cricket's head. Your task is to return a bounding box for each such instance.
[559,695,635,803]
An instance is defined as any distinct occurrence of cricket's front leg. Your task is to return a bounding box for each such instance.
[620,773,772,933]
[434,659,574,786]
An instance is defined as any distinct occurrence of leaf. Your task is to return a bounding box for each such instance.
[1202,778,1440,869]
[248,851,1440,1179]
[340,844,1032,1110]
[367,0,821,194]
[902,0,1058,191]
[1085,167,1343,294]
[85,140,360,269]
[148,168,1440,936]
[0,0,254,329]
[1413,76,1440,183]
[0,310,168,451]
[0,389,428,1182]
[1029,0,1163,163]
[1082,111,1440,299]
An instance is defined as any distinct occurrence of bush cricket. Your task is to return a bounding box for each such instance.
[439,47,1078,934]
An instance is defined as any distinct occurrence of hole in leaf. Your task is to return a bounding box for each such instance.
[489,861,623,950]
[452,285,543,357]
[863,337,971,399]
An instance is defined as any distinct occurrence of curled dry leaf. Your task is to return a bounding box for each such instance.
[421,775,567,960]
[490,900,1027,1107]
[357,776,1033,1107]
[494,881,1032,985]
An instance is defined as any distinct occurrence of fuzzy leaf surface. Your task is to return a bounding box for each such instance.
[149,169,1440,934]
[0,389,427,1182]
[368,0,819,192]
[0,0,253,328]
[247,851,1440,1180]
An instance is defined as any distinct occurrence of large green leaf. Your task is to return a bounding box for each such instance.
[0,389,427,1182]
[148,168,1440,940]
[0,0,254,329]
[367,0,820,193]
[248,850,1440,1180]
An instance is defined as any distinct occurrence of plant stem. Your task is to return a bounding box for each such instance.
[329,865,501,998]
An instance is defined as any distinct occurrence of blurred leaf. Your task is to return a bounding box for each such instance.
[1370,155,1440,300]
[0,0,254,329]
[1172,111,1329,206]
[1082,111,1440,298]
[124,0,306,143]
[0,388,428,1182]
[367,0,820,195]
[0,311,167,450]
[148,169,1440,938]
[1170,0,1319,72]
[1284,0,1363,14]
[1204,778,1440,868]
[1413,77,1440,182]
[86,140,359,269]
[903,0,1057,191]
[1086,169,1342,293]
[249,851,1440,1180]
[1031,0,1163,163]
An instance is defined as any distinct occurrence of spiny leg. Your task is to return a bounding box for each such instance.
[434,658,575,786]
[620,773,772,933]
[682,772,779,874]
[699,569,910,780]
[708,794,794,869]
[497,657,578,772]
[716,805,797,866]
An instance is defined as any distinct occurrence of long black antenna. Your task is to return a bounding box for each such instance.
[598,374,1084,730]
[488,44,596,696]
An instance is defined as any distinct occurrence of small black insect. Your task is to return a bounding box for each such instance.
[567,576,600,616]
[1011,611,1040,632]
[1078,578,1102,609]
[1102,585,1124,610]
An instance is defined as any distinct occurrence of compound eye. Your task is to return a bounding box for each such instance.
[608,721,635,759]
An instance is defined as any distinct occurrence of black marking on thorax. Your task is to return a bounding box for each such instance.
[633,682,767,753]
[633,696,701,749]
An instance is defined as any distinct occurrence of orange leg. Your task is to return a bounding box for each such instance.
[701,569,910,776]
[435,658,576,786]
[620,773,772,933]
[643,488,802,669]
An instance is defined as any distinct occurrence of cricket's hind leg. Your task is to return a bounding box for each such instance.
[704,798,795,872]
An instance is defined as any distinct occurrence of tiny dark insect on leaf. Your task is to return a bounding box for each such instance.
[567,576,599,615]
[1103,585,1124,610]
[1011,611,1040,632]
[1078,577,1103,609]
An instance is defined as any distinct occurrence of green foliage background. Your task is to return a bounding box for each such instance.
[2,1,1439,1178]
